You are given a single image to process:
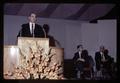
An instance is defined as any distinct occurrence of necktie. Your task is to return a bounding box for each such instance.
[32,24,34,37]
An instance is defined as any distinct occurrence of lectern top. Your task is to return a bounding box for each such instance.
[4,45,18,48]
[18,37,49,40]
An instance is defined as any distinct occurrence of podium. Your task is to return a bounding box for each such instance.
[4,37,64,79]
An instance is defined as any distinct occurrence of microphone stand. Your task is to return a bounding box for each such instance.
[42,27,46,38]
[20,28,22,37]
[16,29,22,45]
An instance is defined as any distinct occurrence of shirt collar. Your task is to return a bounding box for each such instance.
[29,22,35,25]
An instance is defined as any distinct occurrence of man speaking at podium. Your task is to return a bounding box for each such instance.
[17,12,45,38]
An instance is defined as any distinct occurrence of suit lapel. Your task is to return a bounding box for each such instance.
[27,23,32,36]
[34,24,37,32]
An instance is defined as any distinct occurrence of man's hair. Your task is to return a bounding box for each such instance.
[28,12,37,17]
[104,49,109,55]
[77,44,83,49]
[100,45,105,49]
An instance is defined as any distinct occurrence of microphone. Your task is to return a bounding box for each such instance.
[42,27,46,38]
[43,24,50,38]
[55,39,61,47]
[20,28,22,37]
[17,28,22,37]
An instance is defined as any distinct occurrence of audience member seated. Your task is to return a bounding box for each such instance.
[81,50,95,79]
[73,45,84,79]
[102,49,114,79]
[95,45,105,72]
[95,45,114,79]
[73,45,94,79]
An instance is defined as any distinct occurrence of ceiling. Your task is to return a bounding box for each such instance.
[4,3,116,21]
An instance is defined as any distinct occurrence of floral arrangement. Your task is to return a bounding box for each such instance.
[4,46,64,79]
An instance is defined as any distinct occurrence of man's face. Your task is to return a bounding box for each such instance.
[100,46,105,52]
[28,13,37,23]
[78,46,83,52]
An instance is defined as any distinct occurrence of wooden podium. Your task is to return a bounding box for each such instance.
[4,37,64,79]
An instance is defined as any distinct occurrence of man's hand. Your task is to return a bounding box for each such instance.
[101,59,107,62]
[77,58,85,62]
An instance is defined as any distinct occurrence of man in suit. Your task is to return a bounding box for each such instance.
[17,12,45,38]
[95,45,105,71]
[73,45,85,79]
[102,49,113,79]
[95,46,113,79]
[81,50,94,79]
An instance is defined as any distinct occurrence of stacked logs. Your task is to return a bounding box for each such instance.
[4,46,64,79]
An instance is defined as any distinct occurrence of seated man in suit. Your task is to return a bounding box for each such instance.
[17,12,45,38]
[81,50,94,79]
[95,45,112,79]
[73,45,85,79]
[102,49,113,79]
[95,45,105,72]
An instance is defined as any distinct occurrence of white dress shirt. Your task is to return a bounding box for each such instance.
[79,51,82,58]
[100,52,105,61]
[78,51,85,62]
[29,22,35,34]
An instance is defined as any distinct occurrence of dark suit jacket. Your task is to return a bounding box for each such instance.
[73,52,90,62]
[73,52,87,66]
[95,52,111,71]
[95,52,101,71]
[73,51,92,70]
[73,52,83,71]
[17,23,45,38]
[73,52,82,64]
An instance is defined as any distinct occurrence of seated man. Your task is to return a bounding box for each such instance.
[95,45,105,72]
[95,46,113,79]
[81,50,94,79]
[73,45,84,79]
[101,49,113,79]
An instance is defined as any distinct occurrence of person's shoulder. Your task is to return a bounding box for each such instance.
[74,52,78,55]
[95,51,100,56]
[107,55,112,58]
[35,24,42,27]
